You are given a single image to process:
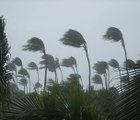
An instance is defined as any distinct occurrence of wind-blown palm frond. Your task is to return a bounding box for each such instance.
[112,69,140,120]
[92,74,103,85]
[22,37,45,52]
[12,57,23,68]
[18,68,30,79]
[27,62,38,70]
[103,27,123,42]
[124,59,135,69]
[59,29,86,48]
[108,59,119,69]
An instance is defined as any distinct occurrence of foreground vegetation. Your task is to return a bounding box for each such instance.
[0,16,140,120]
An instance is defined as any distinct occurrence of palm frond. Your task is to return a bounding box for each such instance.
[108,59,119,68]
[22,37,45,52]
[103,27,123,42]
[59,29,86,48]
[27,62,38,70]
[18,68,30,79]
[12,57,23,67]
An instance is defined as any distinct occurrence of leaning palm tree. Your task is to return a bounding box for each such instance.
[27,62,39,83]
[22,37,47,91]
[18,68,31,93]
[93,61,109,89]
[18,77,28,94]
[40,54,59,82]
[92,74,103,89]
[59,29,91,90]
[103,27,129,79]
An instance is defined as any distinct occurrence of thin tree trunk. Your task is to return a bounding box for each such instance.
[72,66,76,74]
[104,73,108,89]
[122,39,129,80]
[59,66,63,81]
[29,78,31,93]
[54,69,58,82]
[118,67,123,92]
[43,51,47,91]
[37,70,39,83]
[84,46,91,91]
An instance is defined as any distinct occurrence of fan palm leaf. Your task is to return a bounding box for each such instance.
[92,74,103,88]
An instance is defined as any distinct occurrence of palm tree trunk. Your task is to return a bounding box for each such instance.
[43,51,47,91]
[36,70,39,83]
[72,66,76,74]
[121,39,129,80]
[104,73,108,89]
[54,69,58,82]
[118,67,123,92]
[59,66,63,81]
[29,78,31,93]
[84,46,91,91]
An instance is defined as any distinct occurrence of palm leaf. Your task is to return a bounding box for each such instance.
[27,62,38,70]
[22,37,45,52]
[108,59,119,68]
[59,29,86,48]
[103,27,123,42]
[12,57,23,67]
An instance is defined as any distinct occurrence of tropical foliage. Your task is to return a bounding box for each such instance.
[0,16,139,120]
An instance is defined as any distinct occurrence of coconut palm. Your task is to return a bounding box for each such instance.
[18,68,31,93]
[22,37,47,91]
[59,29,91,91]
[92,74,103,89]
[27,62,39,82]
[18,77,28,94]
[93,61,109,89]
[40,54,59,82]
[103,27,129,79]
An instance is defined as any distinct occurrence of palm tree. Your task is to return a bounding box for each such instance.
[18,68,31,93]
[93,61,109,89]
[40,54,59,82]
[18,77,28,94]
[12,57,23,68]
[61,57,77,74]
[22,37,47,91]
[92,74,103,89]
[103,27,129,79]
[27,62,39,82]
[59,29,91,91]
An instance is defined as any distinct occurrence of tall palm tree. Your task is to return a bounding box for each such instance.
[27,62,39,83]
[108,59,122,84]
[18,68,31,93]
[59,29,91,91]
[92,74,103,89]
[0,16,10,101]
[60,29,91,90]
[18,77,28,94]
[40,54,59,82]
[22,37,47,91]
[103,27,129,79]
[93,61,109,89]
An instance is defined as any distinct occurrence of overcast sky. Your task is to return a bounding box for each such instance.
[0,0,140,89]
